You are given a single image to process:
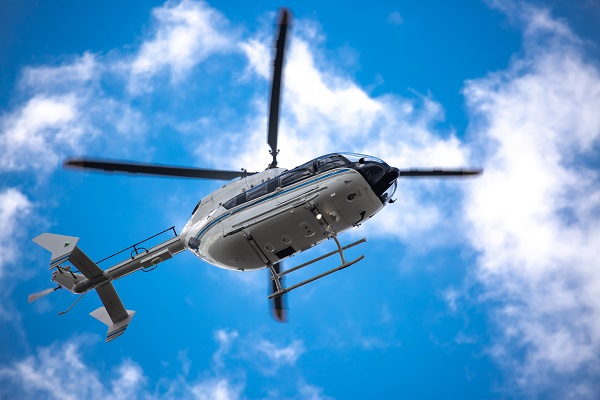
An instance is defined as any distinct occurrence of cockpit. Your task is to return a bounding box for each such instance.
[221,153,398,210]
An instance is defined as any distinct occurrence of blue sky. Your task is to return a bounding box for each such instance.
[1,0,600,398]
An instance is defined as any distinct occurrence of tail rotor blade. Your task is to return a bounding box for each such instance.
[28,286,60,303]
[267,8,291,169]
[270,262,287,322]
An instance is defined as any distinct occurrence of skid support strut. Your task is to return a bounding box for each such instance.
[265,202,366,299]
[244,233,283,293]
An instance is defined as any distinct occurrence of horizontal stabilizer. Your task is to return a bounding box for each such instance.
[34,233,104,280]
[90,307,135,343]
[33,233,79,269]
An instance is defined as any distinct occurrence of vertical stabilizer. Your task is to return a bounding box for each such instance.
[90,307,135,343]
[33,233,79,269]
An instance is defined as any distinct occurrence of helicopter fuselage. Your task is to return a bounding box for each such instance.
[180,153,399,271]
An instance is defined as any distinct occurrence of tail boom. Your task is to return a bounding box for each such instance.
[32,232,185,342]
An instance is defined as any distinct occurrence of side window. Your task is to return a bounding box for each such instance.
[222,192,248,210]
[222,178,281,210]
[281,169,312,187]
[268,178,279,192]
[246,184,269,201]
[223,197,236,210]
[235,193,246,207]
[317,156,345,172]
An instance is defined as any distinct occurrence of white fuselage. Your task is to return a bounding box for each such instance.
[180,166,386,271]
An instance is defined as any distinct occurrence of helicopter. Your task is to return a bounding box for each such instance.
[29,9,482,342]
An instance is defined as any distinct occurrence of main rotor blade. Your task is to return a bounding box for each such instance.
[398,168,483,177]
[64,158,256,180]
[267,8,291,169]
[270,262,287,322]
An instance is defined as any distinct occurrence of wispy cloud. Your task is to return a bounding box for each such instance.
[0,188,34,319]
[464,2,600,395]
[0,189,33,276]
[0,334,242,400]
[212,329,239,369]
[128,0,235,93]
[211,328,305,376]
[0,337,146,400]
[254,339,305,372]
[0,95,85,172]
[387,11,404,26]
[0,330,318,399]
[0,1,237,178]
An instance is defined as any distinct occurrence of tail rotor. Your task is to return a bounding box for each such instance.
[28,286,61,303]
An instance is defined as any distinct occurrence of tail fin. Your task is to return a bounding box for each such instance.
[33,233,80,269]
[93,282,135,342]
[33,233,103,279]
[90,306,135,342]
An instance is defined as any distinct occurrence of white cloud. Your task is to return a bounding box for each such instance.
[0,187,35,320]
[387,11,404,26]
[0,95,86,172]
[189,379,242,400]
[160,375,243,400]
[0,188,33,277]
[129,0,234,92]
[20,52,99,90]
[213,329,239,368]
[297,381,334,400]
[1,1,238,175]
[0,338,146,400]
[0,330,317,400]
[211,328,305,376]
[240,39,270,79]
[0,334,243,400]
[255,339,304,368]
[464,2,600,394]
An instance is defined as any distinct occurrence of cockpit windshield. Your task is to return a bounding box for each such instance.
[381,180,397,203]
[339,153,388,167]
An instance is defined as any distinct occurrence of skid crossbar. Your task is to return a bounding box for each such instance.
[268,237,366,300]
[276,238,366,278]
